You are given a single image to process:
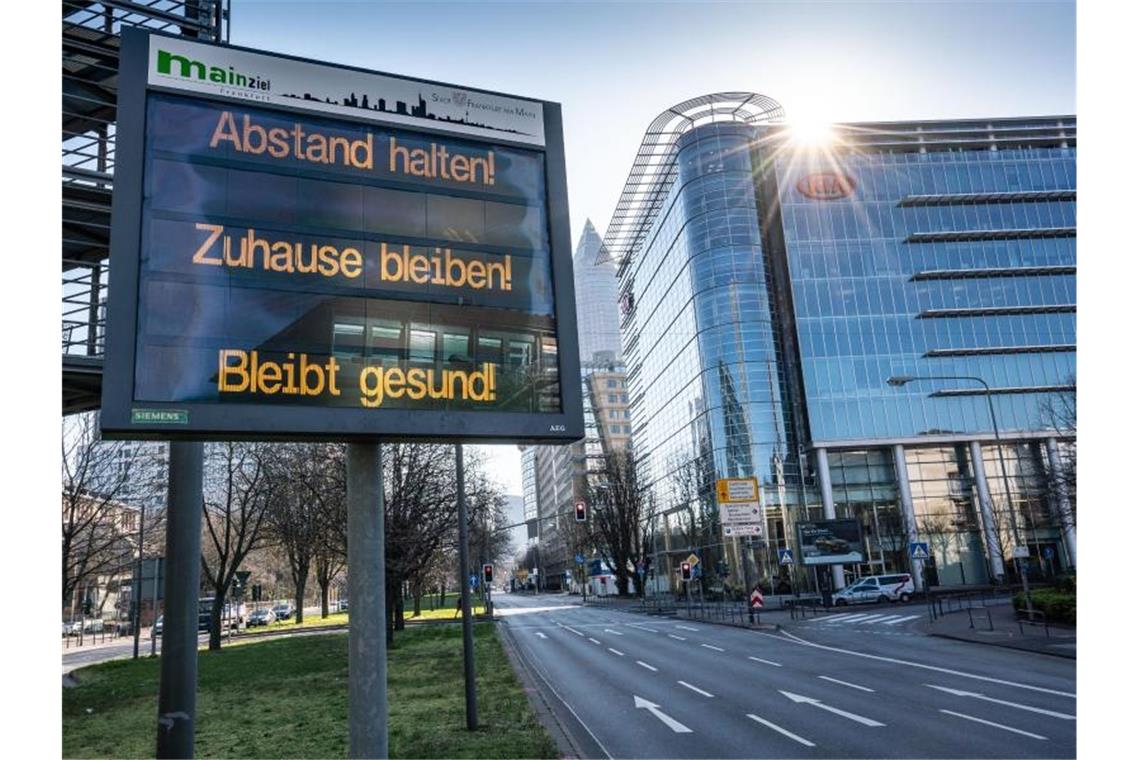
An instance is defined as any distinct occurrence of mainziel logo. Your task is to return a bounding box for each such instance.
[796,172,855,200]
[156,49,271,92]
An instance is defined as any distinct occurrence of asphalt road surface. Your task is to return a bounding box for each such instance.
[497,593,1075,759]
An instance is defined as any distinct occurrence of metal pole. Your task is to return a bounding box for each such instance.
[347,442,387,760]
[455,444,478,730]
[150,557,160,657]
[133,505,145,658]
[155,441,203,759]
[981,385,1034,616]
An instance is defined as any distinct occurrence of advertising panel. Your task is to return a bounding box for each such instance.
[102,30,582,442]
[795,519,865,565]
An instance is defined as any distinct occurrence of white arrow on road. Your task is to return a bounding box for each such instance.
[633,695,693,733]
[924,684,1075,720]
[534,631,547,639]
[779,691,885,727]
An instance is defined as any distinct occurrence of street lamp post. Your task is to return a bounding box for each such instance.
[886,375,1034,616]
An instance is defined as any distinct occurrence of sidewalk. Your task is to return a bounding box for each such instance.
[919,603,1076,658]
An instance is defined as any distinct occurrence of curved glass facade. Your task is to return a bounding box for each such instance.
[614,110,1076,593]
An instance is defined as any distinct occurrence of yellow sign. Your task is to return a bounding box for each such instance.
[716,477,759,503]
[686,553,701,567]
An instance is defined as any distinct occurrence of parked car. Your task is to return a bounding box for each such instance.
[62,621,81,637]
[247,608,276,627]
[272,603,294,622]
[833,574,915,605]
[84,618,105,634]
[153,615,163,637]
[336,599,349,613]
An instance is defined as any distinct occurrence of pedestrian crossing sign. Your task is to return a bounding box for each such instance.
[909,541,930,560]
[778,548,795,565]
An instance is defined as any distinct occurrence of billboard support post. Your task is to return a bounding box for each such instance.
[155,441,203,759]
[455,444,478,730]
[347,442,387,759]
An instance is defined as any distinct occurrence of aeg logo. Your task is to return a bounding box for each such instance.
[796,172,855,200]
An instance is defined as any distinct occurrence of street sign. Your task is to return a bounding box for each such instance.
[750,589,765,609]
[1043,546,1055,559]
[908,542,930,560]
[469,574,478,589]
[715,477,763,537]
[574,553,585,565]
[686,553,700,567]
[778,548,795,566]
[1012,545,1031,559]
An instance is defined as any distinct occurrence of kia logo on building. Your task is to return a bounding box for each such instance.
[796,172,855,200]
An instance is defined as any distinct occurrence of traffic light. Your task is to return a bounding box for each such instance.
[483,564,494,584]
[574,500,587,522]
[680,562,693,582]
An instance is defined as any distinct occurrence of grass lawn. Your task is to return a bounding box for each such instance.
[63,624,557,759]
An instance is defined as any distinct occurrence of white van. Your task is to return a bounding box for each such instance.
[833,573,915,605]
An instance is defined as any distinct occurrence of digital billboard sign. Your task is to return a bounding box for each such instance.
[795,519,865,566]
[102,30,582,442]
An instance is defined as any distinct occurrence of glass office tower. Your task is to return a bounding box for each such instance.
[607,95,1075,594]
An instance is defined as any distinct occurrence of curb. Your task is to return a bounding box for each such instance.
[927,631,1076,659]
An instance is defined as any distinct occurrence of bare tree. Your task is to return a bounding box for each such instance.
[200,442,273,650]
[588,449,655,597]
[61,413,152,613]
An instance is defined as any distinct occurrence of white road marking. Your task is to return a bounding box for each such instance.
[939,709,1048,740]
[780,691,886,727]
[633,695,692,733]
[677,624,700,632]
[700,644,725,652]
[604,628,624,636]
[668,634,687,641]
[818,675,875,692]
[564,625,585,637]
[813,613,860,622]
[748,656,782,667]
[626,623,659,633]
[677,680,714,697]
[588,637,601,645]
[882,615,921,625]
[636,660,658,672]
[608,648,625,656]
[746,714,816,747]
[772,630,1076,698]
[535,631,548,639]
[826,614,877,623]
[845,614,893,624]
[925,684,1075,719]
[867,615,907,624]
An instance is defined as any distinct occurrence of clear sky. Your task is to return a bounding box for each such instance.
[227,0,1075,495]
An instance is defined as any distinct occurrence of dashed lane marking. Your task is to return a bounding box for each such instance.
[746,714,815,747]
[819,675,875,692]
[939,710,1048,740]
[637,660,658,672]
[700,644,725,652]
[749,656,782,667]
[677,680,714,697]
[668,634,687,641]
[588,637,601,645]
[608,648,625,656]
[604,628,624,636]
[677,625,700,632]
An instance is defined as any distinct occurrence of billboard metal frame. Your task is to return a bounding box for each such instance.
[102,28,583,443]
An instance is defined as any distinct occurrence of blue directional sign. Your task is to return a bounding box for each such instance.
[1043,546,1055,559]
[778,548,795,566]
[575,553,585,565]
[469,574,478,589]
[909,542,930,560]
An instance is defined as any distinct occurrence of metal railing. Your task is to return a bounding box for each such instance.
[62,259,107,357]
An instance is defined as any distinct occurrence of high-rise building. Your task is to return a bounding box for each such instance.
[606,93,1076,594]
[573,219,623,362]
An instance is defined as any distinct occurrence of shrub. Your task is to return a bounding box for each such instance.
[1012,588,1076,625]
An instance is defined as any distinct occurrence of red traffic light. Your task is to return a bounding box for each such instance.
[482,564,494,583]
[681,562,692,581]
[574,500,587,522]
